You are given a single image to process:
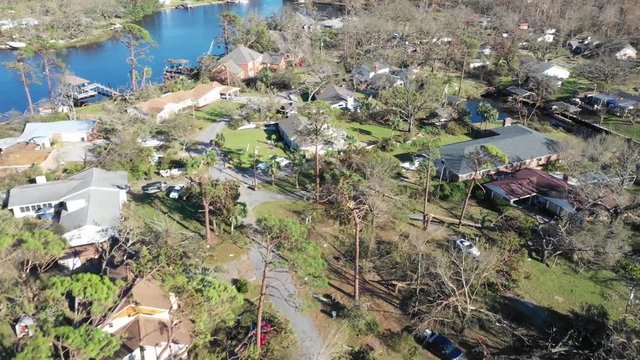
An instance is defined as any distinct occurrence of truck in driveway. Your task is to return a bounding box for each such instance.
[142,181,166,194]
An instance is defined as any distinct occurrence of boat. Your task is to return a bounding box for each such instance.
[163,58,197,81]
[5,41,26,49]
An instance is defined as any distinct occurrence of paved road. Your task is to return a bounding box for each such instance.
[199,117,324,357]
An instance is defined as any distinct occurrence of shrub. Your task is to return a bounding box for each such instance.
[376,137,396,152]
[444,121,467,136]
[228,116,245,130]
[233,279,249,294]
[438,182,467,201]
[344,307,381,336]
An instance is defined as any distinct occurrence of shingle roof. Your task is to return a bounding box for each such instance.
[316,85,355,104]
[218,45,263,65]
[8,168,128,232]
[436,125,560,177]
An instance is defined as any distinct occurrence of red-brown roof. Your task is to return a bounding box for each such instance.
[485,168,569,200]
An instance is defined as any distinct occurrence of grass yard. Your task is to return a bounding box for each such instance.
[334,120,395,142]
[196,101,242,122]
[254,200,313,220]
[220,127,287,169]
[601,116,640,141]
[517,260,628,319]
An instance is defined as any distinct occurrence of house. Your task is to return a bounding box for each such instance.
[518,20,529,30]
[353,62,390,83]
[615,44,637,60]
[0,120,97,151]
[484,168,575,216]
[57,243,103,271]
[539,63,570,80]
[505,86,535,101]
[0,142,57,176]
[15,315,35,339]
[315,85,357,111]
[276,91,302,116]
[278,116,347,156]
[367,73,405,94]
[127,82,239,121]
[469,59,490,69]
[212,45,296,85]
[100,277,191,360]
[567,35,600,55]
[7,168,128,248]
[435,124,560,181]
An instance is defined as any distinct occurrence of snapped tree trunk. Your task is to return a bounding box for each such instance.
[353,210,361,302]
[315,142,320,203]
[19,64,34,114]
[423,163,432,230]
[202,198,212,245]
[457,52,467,97]
[458,178,476,229]
[295,171,300,189]
[129,47,137,92]
[43,57,53,101]
[255,256,269,351]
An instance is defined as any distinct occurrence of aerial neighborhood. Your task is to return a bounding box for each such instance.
[0,0,639,359]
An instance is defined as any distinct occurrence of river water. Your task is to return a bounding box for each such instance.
[0,0,285,114]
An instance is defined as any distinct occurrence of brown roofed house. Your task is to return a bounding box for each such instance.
[0,142,57,176]
[101,277,192,360]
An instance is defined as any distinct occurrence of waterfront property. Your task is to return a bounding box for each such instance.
[436,124,560,181]
[0,120,97,151]
[127,82,240,121]
[212,45,292,85]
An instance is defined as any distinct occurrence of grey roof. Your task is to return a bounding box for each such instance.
[218,45,263,65]
[446,95,465,105]
[368,73,403,90]
[316,85,355,104]
[8,168,128,232]
[221,61,244,76]
[436,125,560,177]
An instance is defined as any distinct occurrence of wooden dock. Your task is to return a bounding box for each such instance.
[62,74,121,103]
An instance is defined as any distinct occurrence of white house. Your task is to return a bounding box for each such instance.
[615,45,637,60]
[315,85,357,111]
[540,63,571,79]
[7,168,128,250]
[353,62,390,82]
[128,82,239,122]
[100,278,191,360]
[0,120,97,151]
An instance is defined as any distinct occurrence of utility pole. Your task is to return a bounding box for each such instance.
[253,146,259,190]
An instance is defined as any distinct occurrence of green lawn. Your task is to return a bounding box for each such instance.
[254,200,313,220]
[220,127,287,169]
[334,120,395,142]
[196,101,242,122]
[76,103,107,115]
[601,116,640,141]
[517,260,627,319]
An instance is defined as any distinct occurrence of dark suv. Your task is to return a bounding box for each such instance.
[142,181,167,194]
[418,329,464,360]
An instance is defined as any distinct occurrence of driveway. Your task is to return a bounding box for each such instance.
[200,109,323,356]
[57,142,96,163]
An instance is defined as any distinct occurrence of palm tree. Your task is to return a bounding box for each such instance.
[288,151,307,190]
[229,203,247,234]
[476,101,499,130]
[266,157,281,185]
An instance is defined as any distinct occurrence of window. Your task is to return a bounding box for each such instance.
[30,205,37,211]
[19,207,27,213]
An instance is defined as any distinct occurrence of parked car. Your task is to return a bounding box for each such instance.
[400,154,429,171]
[168,185,185,199]
[35,206,55,220]
[142,181,167,194]
[419,329,464,360]
[454,238,480,258]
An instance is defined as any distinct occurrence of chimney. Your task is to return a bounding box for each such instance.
[373,64,380,74]
[503,117,512,127]
[562,173,570,182]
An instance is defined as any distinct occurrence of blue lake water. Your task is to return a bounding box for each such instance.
[0,0,285,114]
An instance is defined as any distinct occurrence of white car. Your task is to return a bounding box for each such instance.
[168,185,185,199]
[454,238,480,258]
[400,154,428,171]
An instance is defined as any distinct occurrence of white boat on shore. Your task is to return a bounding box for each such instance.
[5,41,26,49]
